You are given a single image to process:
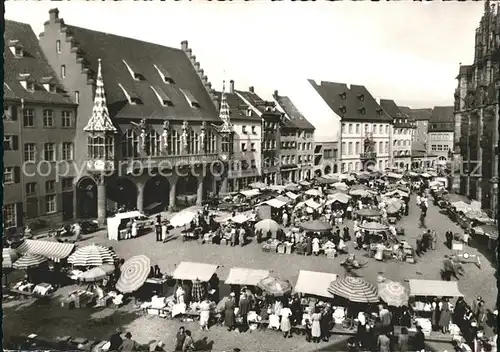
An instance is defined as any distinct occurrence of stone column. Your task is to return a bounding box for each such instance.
[168,177,177,211]
[221,176,228,194]
[476,109,483,203]
[96,174,106,225]
[136,182,144,212]
[196,176,204,206]
[73,184,78,220]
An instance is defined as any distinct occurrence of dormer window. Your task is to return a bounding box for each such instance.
[339,106,347,114]
[118,83,143,105]
[41,76,57,93]
[153,64,175,84]
[180,89,200,108]
[339,92,347,100]
[246,108,252,117]
[18,73,35,92]
[150,86,173,106]
[122,59,143,81]
[376,108,383,115]
[357,94,364,101]
[9,40,24,58]
[358,107,366,114]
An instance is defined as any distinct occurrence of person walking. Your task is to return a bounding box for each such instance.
[174,326,186,350]
[398,327,409,352]
[238,292,250,332]
[311,307,322,343]
[446,230,454,249]
[131,219,137,238]
[161,222,168,242]
[280,303,293,338]
[442,256,454,281]
[155,221,162,242]
[182,330,195,351]
[413,325,426,352]
[199,298,211,331]
[224,293,236,331]
[439,298,451,333]
[377,333,391,352]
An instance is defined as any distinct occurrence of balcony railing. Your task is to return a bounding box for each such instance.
[360,152,377,160]
[228,168,260,178]
[120,153,219,171]
[86,159,115,173]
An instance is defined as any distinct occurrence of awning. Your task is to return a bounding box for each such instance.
[224,267,270,286]
[266,198,287,208]
[409,279,463,297]
[3,248,18,269]
[231,214,250,223]
[172,261,218,282]
[286,192,299,200]
[113,211,143,220]
[276,195,291,204]
[305,199,321,209]
[239,189,261,198]
[16,239,75,262]
[294,270,337,298]
[386,172,403,179]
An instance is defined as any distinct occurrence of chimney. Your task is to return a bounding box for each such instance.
[273,90,279,98]
[181,40,188,52]
[186,49,193,59]
[190,56,197,65]
[199,69,204,78]
[49,8,59,21]
[194,62,201,72]
[202,75,208,85]
[229,80,235,94]
[249,86,254,93]
[206,82,212,89]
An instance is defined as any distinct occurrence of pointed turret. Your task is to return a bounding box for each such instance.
[217,80,233,133]
[83,58,117,133]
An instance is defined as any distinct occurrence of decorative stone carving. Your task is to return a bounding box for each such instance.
[131,118,148,151]
[162,120,170,150]
[182,121,189,148]
[200,121,207,152]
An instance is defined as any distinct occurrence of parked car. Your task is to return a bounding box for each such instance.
[79,220,100,234]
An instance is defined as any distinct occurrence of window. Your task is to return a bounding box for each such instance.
[3,105,14,121]
[355,141,360,154]
[4,135,18,151]
[46,194,57,214]
[62,142,74,160]
[56,40,61,53]
[122,130,139,158]
[348,142,353,155]
[251,143,256,151]
[437,145,443,151]
[348,124,353,134]
[379,141,383,153]
[221,134,231,154]
[385,142,389,153]
[4,167,14,184]
[75,91,79,104]
[431,145,437,151]
[341,142,346,155]
[61,111,72,127]
[242,126,247,134]
[61,177,73,191]
[3,204,17,228]
[43,109,54,127]
[251,159,256,169]
[342,123,346,134]
[241,143,247,152]
[44,143,56,161]
[23,108,35,127]
[147,131,161,156]
[385,125,389,134]
[46,180,56,193]
[24,143,36,162]
[61,65,66,78]
[26,182,36,195]
[355,124,360,134]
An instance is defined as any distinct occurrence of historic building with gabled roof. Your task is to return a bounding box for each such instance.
[272,91,315,182]
[309,80,393,172]
[380,99,413,170]
[4,19,78,232]
[39,8,223,220]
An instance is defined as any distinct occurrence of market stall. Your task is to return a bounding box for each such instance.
[294,270,337,298]
[106,211,152,240]
[173,261,219,282]
[15,239,75,262]
[225,267,270,287]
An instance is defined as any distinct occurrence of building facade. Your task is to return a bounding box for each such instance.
[313,140,339,176]
[380,99,413,170]
[272,91,315,182]
[39,9,223,222]
[217,80,262,192]
[454,1,499,217]
[309,81,393,173]
[427,107,455,169]
[236,88,282,185]
[410,108,433,148]
[4,20,78,232]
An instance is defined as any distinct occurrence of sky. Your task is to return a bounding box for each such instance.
[5,1,485,109]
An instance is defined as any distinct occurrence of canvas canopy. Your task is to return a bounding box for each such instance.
[409,279,463,297]
[294,270,337,298]
[305,199,321,209]
[173,261,218,282]
[286,192,299,200]
[265,198,287,208]
[386,172,403,179]
[224,267,270,286]
[113,211,143,220]
[239,189,261,198]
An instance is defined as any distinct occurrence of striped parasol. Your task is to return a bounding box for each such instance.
[191,279,206,302]
[327,276,379,303]
[79,264,115,282]
[3,248,19,269]
[300,220,332,232]
[378,281,409,307]
[67,245,117,267]
[13,253,48,269]
[359,222,388,232]
[116,255,150,293]
[255,219,281,234]
[258,276,292,297]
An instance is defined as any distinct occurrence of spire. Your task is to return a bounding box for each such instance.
[218,80,233,133]
[83,58,117,133]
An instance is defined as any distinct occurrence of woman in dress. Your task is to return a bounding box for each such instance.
[176,285,186,305]
[199,297,211,331]
[439,298,452,333]
[161,222,168,242]
[312,237,320,256]
[131,219,138,238]
[311,307,322,343]
[280,303,293,338]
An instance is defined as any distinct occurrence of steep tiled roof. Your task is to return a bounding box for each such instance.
[64,25,218,121]
[274,95,315,130]
[456,64,473,79]
[429,106,454,123]
[236,90,282,120]
[214,91,261,121]
[398,106,416,123]
[308,80,392,122]
[410,108,433,121]
[4,20,74,105]
[380,99,412,128]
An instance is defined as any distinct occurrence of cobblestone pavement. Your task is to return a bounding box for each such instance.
[4,196,497,351]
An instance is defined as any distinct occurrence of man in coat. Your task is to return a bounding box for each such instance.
[224,293,236,331]
[238,291,250,331]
